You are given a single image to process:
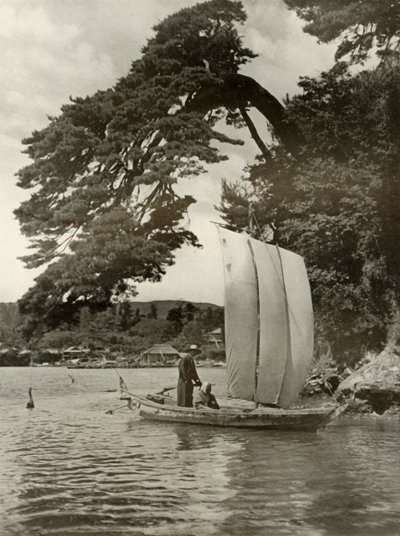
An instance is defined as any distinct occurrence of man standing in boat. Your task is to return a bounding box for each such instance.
[177,353,201,407]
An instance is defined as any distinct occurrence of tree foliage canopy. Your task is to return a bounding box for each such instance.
[283,0,400,64]
[16,0,400,364]
[217,1,400,362]
[16,0,300,334]
[219,59,400,361]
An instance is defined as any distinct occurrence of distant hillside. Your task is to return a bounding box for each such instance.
[0,300,222,331]
[129,300,223,320]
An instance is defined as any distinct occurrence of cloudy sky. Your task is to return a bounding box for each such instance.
[0,0,335,305]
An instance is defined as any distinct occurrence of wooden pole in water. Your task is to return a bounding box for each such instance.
[26,354,35,409]
[26,387,34,409]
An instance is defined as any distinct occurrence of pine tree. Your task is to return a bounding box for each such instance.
[16,0,299,334]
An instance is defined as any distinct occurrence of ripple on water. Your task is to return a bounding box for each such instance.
[1,368,400,536]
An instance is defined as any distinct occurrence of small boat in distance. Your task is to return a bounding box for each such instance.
[125,227,345,430]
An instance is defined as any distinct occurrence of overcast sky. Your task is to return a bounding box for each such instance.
[0,0,335,305]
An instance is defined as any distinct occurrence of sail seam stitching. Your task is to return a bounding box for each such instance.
[247,239,261,402]
[275,244,292,406]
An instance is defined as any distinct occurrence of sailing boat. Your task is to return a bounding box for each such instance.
[126,227,344,431]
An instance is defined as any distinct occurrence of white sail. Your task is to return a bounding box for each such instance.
[218,226,314,408]
[248,239,289,405]
[218,227,258,400]
[276,248,314,408]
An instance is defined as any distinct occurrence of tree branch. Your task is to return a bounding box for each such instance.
[185,73,303,156]
[239,105,271,160]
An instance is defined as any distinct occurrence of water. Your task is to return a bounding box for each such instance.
[1,367,400,536]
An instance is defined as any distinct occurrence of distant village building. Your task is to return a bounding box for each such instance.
[140,344,183,366]
[207,328,224,349]
[18,349,31,358]
[63,345,91,362]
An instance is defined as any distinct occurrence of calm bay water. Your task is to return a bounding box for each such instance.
[0,367,399,536]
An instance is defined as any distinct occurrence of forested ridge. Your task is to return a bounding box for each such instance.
[13,0,400,364]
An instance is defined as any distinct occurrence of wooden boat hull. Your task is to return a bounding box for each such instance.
[128,393,344,431]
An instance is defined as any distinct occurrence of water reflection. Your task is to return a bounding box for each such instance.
[1,368,400,536]
[172,424,244,533]
[211,431,318,535]
[302,425,400,536]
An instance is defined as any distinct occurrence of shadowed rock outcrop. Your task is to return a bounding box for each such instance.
[336,348,400,414]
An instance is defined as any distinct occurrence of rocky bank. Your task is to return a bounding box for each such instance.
[302,347,400,415]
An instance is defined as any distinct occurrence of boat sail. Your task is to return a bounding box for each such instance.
[124,227,344,430]
[218,227,314,409]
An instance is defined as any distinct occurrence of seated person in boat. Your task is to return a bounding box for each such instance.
[177,354,201,407]
[193,382,220,410]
